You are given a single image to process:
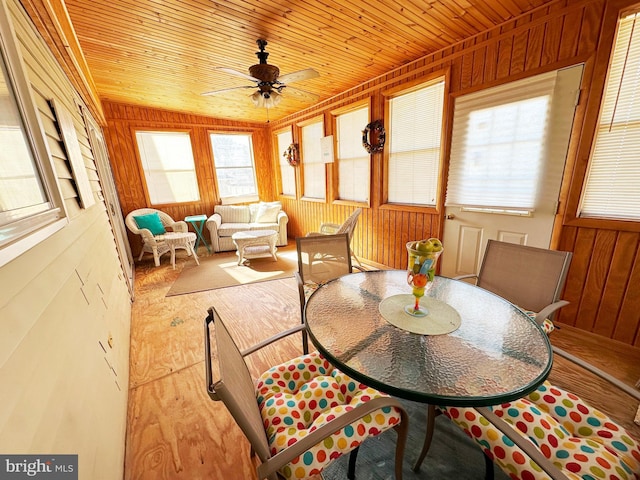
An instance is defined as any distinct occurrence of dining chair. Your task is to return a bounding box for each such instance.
[306,208,363,267]
[434,241,640,479]
[295,233,363,354]
[441,380,640,480]
[125,208,189,266]
[455,239,573,333]
[204,306,409,480]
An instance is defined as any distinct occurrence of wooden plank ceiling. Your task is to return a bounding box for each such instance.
[60,0,558,124]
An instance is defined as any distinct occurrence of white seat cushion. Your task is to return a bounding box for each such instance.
[218,223,251,237]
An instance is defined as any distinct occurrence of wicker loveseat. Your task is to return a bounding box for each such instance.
[205,201,288,253]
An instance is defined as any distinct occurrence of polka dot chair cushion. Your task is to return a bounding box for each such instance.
[256,351,403,480]
[520,308,555,335]
[302,281,320,301]
[440,381,640,479]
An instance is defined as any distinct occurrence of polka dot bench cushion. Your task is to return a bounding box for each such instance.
[440,381,640,479]
[256,351,402,480]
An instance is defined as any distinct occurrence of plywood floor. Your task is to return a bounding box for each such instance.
[124,246,640,479]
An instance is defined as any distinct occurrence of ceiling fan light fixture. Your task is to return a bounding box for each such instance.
[251,90,281,109]
[270,91,282,107]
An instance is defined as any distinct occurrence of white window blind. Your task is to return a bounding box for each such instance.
[302,121,325,200]
[210,133,258,204]
[336,106,369,202]
[136,131,200,204]
[580,12,640,220]
[276,130,296,196]
[446,72,559,211]
[388,79,445,206]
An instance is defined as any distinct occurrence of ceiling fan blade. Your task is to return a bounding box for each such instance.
[276,68,319,85]
[201,85,257,96]
[215,67,260,82]
[282,85,320,102]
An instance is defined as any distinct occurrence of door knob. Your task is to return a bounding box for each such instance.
[446,214,456,220]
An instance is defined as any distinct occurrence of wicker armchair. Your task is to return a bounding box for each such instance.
[307,208,362,267]
[125,208,188,266]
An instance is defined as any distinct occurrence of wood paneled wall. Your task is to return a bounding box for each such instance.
[270,0,639,347]
[270,0,603,266]
[101,102,275,253]
[102,0,640,346]
[555,0,640,347]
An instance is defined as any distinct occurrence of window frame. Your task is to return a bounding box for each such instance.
[0,0,67,268]
[330,99,371,207]
[209,131,259,205]
[576,10,640,223]
[381,72,449,213]
[564,2,640,233]
[134,128,201,206]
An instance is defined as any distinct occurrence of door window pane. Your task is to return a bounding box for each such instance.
[447,68,580,213]
[449,96,549,209]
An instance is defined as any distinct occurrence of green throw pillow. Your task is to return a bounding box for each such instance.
[133,212,166,235]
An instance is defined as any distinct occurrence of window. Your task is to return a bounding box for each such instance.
[0,3,65,267]
[301,119,325,200]
[387,79,445,206]
[276,129,296,196]
[210,133,258,204]
[135,131,199,205]
[579,12,640,220]
[447,67,581,213]
[335,105,370,203]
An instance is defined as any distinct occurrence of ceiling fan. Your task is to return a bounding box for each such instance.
[201,39,320,109]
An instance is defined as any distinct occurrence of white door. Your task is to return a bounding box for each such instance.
[441,65,584,278]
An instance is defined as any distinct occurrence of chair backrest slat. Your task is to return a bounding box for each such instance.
[476,240,572,315]
[336,208,362,241]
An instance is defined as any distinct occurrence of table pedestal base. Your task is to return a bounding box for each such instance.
[413,404,436,472]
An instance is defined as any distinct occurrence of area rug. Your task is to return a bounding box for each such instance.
[165,246,298,296]
[322,397,510,480]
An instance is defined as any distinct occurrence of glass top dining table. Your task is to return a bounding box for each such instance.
[304,270,553,407]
